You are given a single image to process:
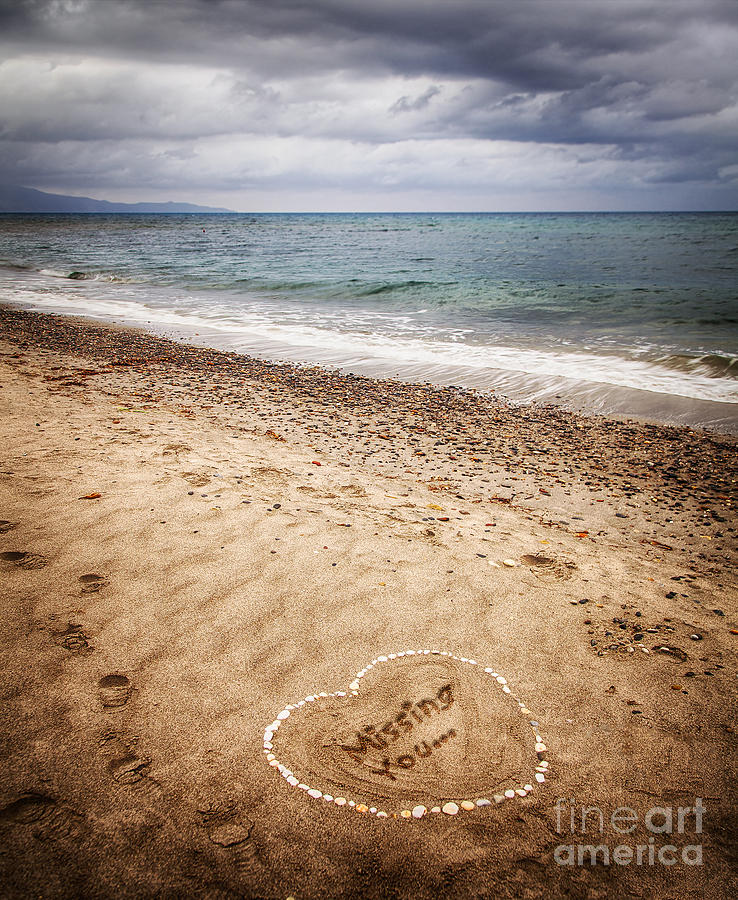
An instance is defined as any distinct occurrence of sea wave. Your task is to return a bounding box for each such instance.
[654,352,738,380]
[38,267,142,284]
[4,282,737,407]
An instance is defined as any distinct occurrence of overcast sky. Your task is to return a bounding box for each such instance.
[1,0,737,211]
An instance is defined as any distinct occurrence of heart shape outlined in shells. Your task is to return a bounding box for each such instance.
[262,649,550,819]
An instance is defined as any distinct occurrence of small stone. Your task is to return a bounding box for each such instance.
[503,559,518,567]
[349,681,360,690]
[334,797,346,806]
[442,802,459,815]
[515,788,527,797]
[476,798,492,807]
[412,805,427,818]
[493,794,505,803]
[400,809,412,818]
[377,811,388,818]
[535,742,547,752]
[277,710,290,720]
[287,776,299,786]
[460,801,475,811]
[307,789,322,799]
[431,806,441,813]
[504,789,515,799]
[535,773,545,783]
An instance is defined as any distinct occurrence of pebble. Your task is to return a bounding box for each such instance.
[442,802,459,815]
[504,789,515,799]
[307,789,322,799]
[460,800,475,811]
[412,805,427,818]
[503,559,518,567]
[476,798,492,807]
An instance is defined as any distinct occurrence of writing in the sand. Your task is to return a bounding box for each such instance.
[340,684,455,781]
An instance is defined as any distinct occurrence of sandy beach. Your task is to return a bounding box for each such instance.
[0,305,736,899]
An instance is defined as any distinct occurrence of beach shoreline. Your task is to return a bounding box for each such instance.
[1,304,736,898]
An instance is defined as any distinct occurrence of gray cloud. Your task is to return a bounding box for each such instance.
[0,0,736,209]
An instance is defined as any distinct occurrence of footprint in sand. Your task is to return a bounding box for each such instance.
[1,550,47,570]
[52,622,93,653]
[79,573,108,594]
[109,755,151,784]
[162,443,192,456]
[98,730,151,785]
[0,793,87,841]
[182,472,212,487]
[196,802,265,880]
[520,554,577,581]
[198,801,253,847]
[0,520,17,534]
[98,674,132,708]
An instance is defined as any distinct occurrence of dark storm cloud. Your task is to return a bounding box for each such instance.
[0,0,736,208]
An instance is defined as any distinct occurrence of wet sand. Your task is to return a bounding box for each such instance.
[0,305,736,899]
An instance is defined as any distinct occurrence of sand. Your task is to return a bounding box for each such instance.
[0,305,736,899]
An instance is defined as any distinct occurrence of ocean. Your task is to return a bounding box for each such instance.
[1,211,736,432]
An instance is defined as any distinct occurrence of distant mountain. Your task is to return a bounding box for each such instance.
[0,184,233,213]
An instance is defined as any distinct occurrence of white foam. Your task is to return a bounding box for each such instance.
[2,268,737,411]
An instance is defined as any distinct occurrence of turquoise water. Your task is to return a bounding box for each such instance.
[1,212,736,430]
